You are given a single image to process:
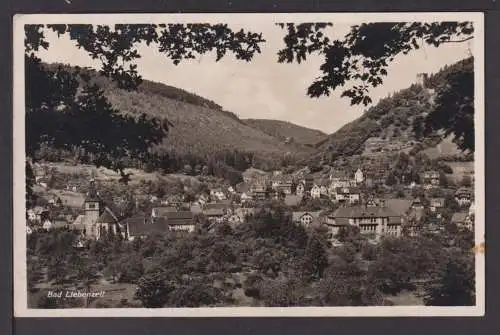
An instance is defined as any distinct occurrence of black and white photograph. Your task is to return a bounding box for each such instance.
[13,13,484,317]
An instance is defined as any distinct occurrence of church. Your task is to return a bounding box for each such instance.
[73,180,122,240]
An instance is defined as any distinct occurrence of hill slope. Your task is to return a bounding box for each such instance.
[43,64,315,168]
[243,119,327,146]
[312,57,473,164]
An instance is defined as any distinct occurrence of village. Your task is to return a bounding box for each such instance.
[27,161,475,247]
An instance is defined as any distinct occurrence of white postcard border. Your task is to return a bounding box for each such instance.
[13,12,485,317]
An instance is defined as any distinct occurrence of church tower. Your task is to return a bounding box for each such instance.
[83,180,101,238]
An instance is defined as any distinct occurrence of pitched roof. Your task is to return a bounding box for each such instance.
[331,206,399,219]
[429,198,446,206]
[164,211,194,222]
[385,199,412,216]
[204,208,226,217]
[84,181,100,202]
[96,207,119,223]
[455,187,472,195]
[204,203,230,210]
[451,212,469,223]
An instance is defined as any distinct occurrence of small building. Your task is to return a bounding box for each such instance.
[429,198,445,212]
[292,211,321,228]
[451,212,474,231]
[455,188,473,207]
[421,170,440,187]
[203,203,230,223]
[333,187,360,205]
[151,206,178,218]
[310,185,322,199]
[284,194,303,207]
[210,189,227,201]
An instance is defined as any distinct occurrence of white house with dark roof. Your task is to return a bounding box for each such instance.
[354,168,364,184]
[292,211,322,228]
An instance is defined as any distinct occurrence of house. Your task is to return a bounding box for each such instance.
[275,179,294,195]
[469,201,475,216]
[451,212,474,231]
[385,198,412,214]
[251,183,268,200]
[227,213,245,225]
[429,198,445,212]
[326,205,403,240]
[295,182,305,196]
[354,168,364,184]
[313,179,329,196]
[297,175,314,194]
[310,185,322,199]
[330,172,352,188]
[421,170,440,187]
[203,203,230,223]
[292,211,321,227]
[124,214,163,241]
[455,188,473,207]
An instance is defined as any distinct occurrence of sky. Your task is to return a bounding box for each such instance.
[35,21,473,134]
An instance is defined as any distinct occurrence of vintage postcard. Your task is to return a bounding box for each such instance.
[13,12,484,317]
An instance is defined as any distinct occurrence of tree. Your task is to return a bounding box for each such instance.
[302,234,329,280]
[25,23,264,184]
[135,271,174,308]
[424,253,475,306]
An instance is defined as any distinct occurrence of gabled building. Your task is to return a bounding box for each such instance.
[326,205,403,240]
[310,184,322,199]
[151,206,178,219]
[455,187,473,207]
[354,168,364,185]
[76,181,122,240]
[451,212,474,231]
[421,170,440,187]
[203,203,230,223]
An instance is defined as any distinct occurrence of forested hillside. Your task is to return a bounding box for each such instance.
[312,57,473,164]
